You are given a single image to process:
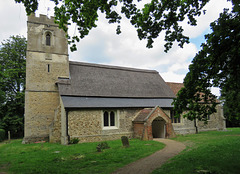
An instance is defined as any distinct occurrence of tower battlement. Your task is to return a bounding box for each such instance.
[28,13,58,27]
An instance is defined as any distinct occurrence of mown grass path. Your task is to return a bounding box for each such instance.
[112,139,186,174]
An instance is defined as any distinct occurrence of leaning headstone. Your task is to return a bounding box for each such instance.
[96,144,102,152]
[121,136,130,147]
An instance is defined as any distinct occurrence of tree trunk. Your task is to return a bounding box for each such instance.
[194,119,198,134]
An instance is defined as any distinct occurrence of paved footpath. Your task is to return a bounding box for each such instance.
[112,139,186,174]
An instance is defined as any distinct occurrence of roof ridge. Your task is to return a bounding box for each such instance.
[69,61,158,73]
[60,95,175,99]
[166,82,183,84]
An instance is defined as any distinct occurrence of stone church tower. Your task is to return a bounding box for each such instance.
[23,14,69,143]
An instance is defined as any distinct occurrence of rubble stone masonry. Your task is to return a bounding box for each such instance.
[68,109,141,143]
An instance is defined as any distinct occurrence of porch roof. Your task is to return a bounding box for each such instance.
[133,108,154,122]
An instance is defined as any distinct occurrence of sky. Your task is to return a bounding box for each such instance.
[0,0,233,96]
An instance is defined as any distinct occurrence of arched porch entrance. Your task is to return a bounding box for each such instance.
[152,117,166,138]
[133,106,176,140]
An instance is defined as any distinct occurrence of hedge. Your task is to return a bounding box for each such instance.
[0,129,5,142]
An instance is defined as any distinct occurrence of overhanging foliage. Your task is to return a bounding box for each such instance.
[15,0,210,52]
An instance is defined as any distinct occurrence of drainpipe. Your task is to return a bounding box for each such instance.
[66,110,69,142]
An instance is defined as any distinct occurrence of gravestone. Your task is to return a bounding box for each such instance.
[121,136,130,147]
[96,144,102,152]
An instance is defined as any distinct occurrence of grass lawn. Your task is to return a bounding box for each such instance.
[153,128,240,174]
[0,138,165,174]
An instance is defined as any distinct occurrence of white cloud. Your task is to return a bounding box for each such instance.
[161,72,186,83]
[0,1,27,42]
[181,0,232,38]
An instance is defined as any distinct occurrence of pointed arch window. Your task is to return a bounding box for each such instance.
[170,110,181,123]
[46,33,51,46]
[103,110,118,129]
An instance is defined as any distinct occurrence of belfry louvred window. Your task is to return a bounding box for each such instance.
[46,33,51,46]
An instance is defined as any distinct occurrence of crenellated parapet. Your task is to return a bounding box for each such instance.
[28,13,58,27]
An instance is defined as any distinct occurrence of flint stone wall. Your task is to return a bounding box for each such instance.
[68,108,142,142]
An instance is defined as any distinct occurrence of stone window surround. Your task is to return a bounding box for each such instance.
[42,30,55,47]
[102,110,119,130]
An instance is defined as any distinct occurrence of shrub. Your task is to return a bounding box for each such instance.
[0,129,5,142]
[96,142,110,152]
[69,138,79,144]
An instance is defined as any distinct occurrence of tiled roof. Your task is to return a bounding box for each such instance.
[166,82,220,103]
[133,108,154,122]
[166,82,184,96]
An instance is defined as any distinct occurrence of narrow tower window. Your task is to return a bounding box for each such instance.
[47,64,50,72]
[46,33,51,46]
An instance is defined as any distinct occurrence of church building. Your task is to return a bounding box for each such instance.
[23,14,226,145]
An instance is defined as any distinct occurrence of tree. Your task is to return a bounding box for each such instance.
[0,36,26,138]
[222,90,240,127]
[173,2,240,123]
[15,0,211,52]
